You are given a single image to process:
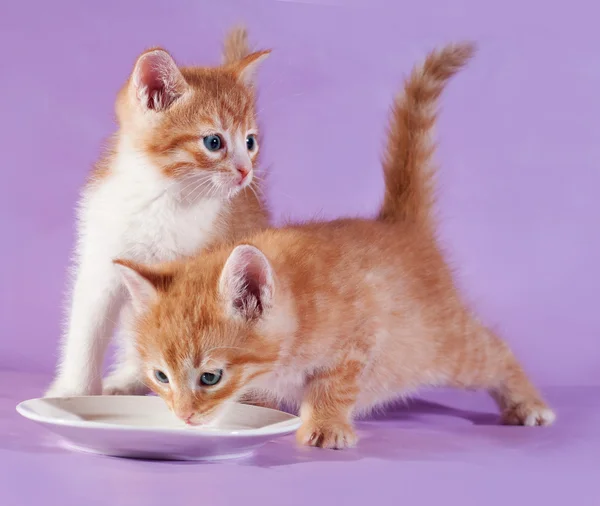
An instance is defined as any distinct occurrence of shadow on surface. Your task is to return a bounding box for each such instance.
[366,398,500,425]
[237,398,504,468]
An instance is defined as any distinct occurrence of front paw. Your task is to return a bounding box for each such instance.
[102,375,149,396]
[296,420,358,449]
[45,380,101,398]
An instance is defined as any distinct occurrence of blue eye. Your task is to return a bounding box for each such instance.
[203,135,222,152]
[154,370,169,384]
[246,134,256,151]
[200,370,223,386]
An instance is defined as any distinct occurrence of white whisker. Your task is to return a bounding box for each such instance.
[248,182,262,203]
[177,175,216,203]
[179,174,213,195]
[186,178,215,203]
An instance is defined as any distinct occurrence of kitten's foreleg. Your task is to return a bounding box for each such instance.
[102,305,150,395]
[296,360,362,449]
[46,257,123,397]
[102,331,150,395]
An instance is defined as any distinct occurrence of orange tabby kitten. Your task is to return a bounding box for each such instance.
[115,43,555,449]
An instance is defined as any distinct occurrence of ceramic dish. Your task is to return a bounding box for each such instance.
[16,396,301,461]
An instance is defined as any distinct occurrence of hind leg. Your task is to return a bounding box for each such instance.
[447,324,555,426]
[488,362,555,427]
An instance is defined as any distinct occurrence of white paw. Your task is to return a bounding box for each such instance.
[102,375,149,396]
[524,408,556,427]
[502,402,556,427]
[45,380,101,398]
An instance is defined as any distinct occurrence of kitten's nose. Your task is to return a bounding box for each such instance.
[175,409,194,424]
[236,166,250,181]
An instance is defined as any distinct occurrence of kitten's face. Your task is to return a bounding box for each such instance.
[117,46,269,201]
[117,246,279,426]
[138,318,275,426]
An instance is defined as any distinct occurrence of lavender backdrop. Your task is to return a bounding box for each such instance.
[0,0,598,387]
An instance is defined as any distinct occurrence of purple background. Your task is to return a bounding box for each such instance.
[1,1,598,504]
[1,0,598,386]
[1,0,599,386]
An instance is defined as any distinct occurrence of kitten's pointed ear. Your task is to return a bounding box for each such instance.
[235,50,270,86]
[130,48,188,111]
[114,259,173,312]
[222,25,251,64]
[219,245,274,321]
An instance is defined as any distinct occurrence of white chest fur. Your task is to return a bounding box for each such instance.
[78,148,224,264]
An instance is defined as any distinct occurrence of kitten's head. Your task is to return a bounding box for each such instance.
[115,245,280,426]
[116,27,269,200]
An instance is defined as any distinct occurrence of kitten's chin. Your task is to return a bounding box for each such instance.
[224,173,254,199]
[224,184,249,201]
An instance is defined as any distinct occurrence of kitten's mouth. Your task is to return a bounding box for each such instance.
[236,172,253,189]
[238,171,252,186]
[223,174,253,200]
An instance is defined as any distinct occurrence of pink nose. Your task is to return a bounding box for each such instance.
[237,166,250,181]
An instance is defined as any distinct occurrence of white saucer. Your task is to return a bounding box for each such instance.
[16,396,301,461]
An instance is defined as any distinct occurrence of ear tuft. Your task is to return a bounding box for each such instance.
[219,245,274,321]
[131,49,188,111]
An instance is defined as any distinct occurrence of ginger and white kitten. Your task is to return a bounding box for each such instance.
[46,28,271,397]
[116,43,555,449]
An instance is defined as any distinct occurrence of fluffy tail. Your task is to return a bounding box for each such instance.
[378,42,475,229]
[222,26,251,64]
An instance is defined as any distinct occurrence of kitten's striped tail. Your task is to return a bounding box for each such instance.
[222,26,251,64]
[378,42,475,230]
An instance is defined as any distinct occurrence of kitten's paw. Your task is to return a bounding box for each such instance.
[501,402,556,427]
[296,420,358,449]
[102,375,149,396]
[45,380,101,398]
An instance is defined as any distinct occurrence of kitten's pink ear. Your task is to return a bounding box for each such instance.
[235,50,270,86]
[114,259,173,312]
[219,245,274,321]
[130,49,188,111]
